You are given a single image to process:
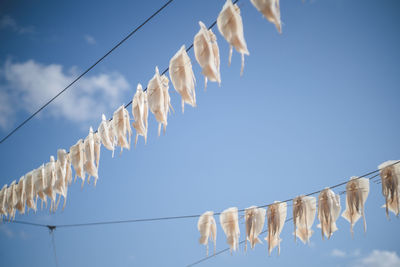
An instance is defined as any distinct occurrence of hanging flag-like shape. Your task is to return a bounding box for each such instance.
[24,171,36,213]
[317,188,341,239]
[33,165,47,209]
[131,83,149,146]
[44,156,57,212]
[378,160,400,217]
[84,127,99,185]
[70,139,86,187]
[341,177,369,236]
[15,176,25,214]
[265,201,287,255]
[245,206,266,250]
[147,66,173,136]
[98,114,115,154]
[6,180,17,220]
[194,21,221,89]
[292,196,316,244]
[197,211,217,256]
[0,185,7,220]
[169,45,196,113]
[220,207,240,253]
[250,0,282,33]
[113,105,132,153]
[217,0,249,75]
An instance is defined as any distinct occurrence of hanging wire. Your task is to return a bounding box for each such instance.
[6,160,398,230]
[0,0,176,145]
[186,217,294,267]
[49,227,60,267]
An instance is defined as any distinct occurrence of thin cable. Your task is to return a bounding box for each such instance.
[50,229,60,267]
[187,218,294,267]
[8,161,396,229]
[10,220,49,228]
[0,0,175,145]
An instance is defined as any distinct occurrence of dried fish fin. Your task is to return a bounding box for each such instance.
[220,207,240,253]
[197,211,217,256]
[217,0,249,74]
[293,196,316,244]
[378,160,400,217]
[245,206,266,250]
[317,188,341,239]
[265,201,287,255]
[250,0,282,33]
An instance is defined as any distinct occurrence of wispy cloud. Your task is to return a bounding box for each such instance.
[331,249,347,258]
[0,59,130,130]
[351,250,400,267]
[84,34,96,45]
[0,15,35,34]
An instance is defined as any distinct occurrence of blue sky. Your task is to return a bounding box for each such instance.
[0,0,399,266]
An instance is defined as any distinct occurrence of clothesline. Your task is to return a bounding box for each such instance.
[7,160,398,231]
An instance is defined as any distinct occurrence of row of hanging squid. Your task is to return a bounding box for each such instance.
[0,0,282,220]
[197,160,400,256]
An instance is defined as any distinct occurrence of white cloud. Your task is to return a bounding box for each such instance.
[352,250,400,267]
[331,249,347,258]
[0,15,35,34]
[0,59,130,130]
[84,34,96,45]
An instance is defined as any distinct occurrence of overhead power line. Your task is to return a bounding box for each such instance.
[0,0,175,145]
[8,161,398,230]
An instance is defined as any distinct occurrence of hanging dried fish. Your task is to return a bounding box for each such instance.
[147,66,173,136]
[217,0,249,75]
[292,196,316,244]
[24,171,36,212]
[220,207,240,253]
[194,21,221,89]
[245,206,266,250]
[112,105,132,153]
[197,211,217,256]
[54,149,69,210]
[94,132,101,168]
[131,83,149,146]
[317,188,341,239]
[15,176,26,214]
[378,160,400,217]
[169,45,196,113]
[70,139,86,187]
[265,201,287,255]
[84,127,99,185]
[341,177,369,236]
[44,156,57,212]
[250,0,282,33]
[6,180,17,220]
[0,185,8,220]
[33,165,47,209]
[98,114,115,154]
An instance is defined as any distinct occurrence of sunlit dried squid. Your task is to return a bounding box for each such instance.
[250,0,282,33]
[15,176,26,215]
[317,188,341,239]
[84,127,99,185]
[113,105,132,153]
[293,196,316,244]
[220,207,240,253]
[131,83,149,146]
[341,177,369,236]
[217,0,249,75]
[6,180,17,220]
[197,211,217,256]
[0,185,8,220]
[378,160,400,217]
[33,164,47,209]
[245,206,266,250]
[98,114,115,155]
[54,149,70,210]
[147,66,173,136]
[24,171,36,212]
[194,21,221,89]
[70,139,86,187]
[265,201,287,255]
[44,156,57,212]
